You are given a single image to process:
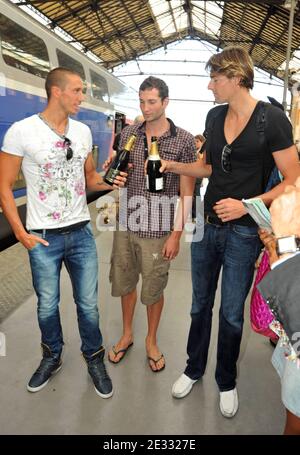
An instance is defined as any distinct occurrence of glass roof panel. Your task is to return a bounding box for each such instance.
[191,1,224,36]
[149,0,186,38]
[174,6,188,33]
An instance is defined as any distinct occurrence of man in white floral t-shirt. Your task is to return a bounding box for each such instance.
[0,67,126,398]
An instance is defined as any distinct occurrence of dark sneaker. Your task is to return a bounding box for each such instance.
[27,344,62,393]
[84,348,113,398]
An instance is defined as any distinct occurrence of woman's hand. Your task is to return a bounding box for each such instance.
[258,229,278,265]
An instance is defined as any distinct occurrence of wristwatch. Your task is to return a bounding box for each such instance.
[276,235,300,256]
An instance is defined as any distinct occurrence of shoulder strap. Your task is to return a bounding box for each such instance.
[256,101,281,191]
[255,101,266,140]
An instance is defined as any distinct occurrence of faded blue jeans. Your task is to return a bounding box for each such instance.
[28,223,102,358]
[185,221,261,391]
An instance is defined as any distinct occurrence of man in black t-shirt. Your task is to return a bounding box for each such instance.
[112,123,129,154]
[161,46,300,418]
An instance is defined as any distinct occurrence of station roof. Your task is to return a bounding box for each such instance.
[16,0,300,79]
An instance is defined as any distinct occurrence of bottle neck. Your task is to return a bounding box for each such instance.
[148,154,160,161]
[123,135,136,152]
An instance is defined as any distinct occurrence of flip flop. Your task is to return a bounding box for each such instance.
[108,342,133,364]
[148,354,165,373]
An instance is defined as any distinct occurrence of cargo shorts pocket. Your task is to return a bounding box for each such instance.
[142,262,170,305]
[110,256,138,297]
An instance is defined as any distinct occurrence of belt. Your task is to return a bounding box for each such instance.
[205,214,228,226]
[32,220,89,234]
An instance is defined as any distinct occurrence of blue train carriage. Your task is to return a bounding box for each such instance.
[0,0,138,200]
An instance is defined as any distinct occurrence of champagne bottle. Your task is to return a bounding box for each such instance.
[104,134,136,185]
[146,136,163,193]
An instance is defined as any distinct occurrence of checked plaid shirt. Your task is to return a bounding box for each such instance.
[118,118,196,238]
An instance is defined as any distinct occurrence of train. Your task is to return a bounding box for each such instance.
[0,0,139,249]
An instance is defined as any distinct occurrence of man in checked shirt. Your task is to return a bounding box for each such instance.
[107,76,196,372]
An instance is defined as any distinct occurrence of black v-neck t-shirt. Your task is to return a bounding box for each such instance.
[204,102,294,226]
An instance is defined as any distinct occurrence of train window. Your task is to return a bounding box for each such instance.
[56,49,86,92]
[90,70,109,102]
[0,13,50,78]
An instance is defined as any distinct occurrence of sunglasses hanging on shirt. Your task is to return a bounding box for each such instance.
[221,144,232,173]
[63,137,73,161]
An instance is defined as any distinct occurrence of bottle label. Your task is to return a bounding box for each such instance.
[105,168,120,183]
[155,177,163,190]
[145,176,163,191]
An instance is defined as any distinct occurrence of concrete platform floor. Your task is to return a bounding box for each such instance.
[0,208,285,434]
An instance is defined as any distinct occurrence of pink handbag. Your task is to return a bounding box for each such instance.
[250,250,277,338]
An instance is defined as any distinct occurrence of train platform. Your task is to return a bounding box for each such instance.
[0,202,285,435]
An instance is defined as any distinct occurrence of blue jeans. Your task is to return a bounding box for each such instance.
[28,223,102,358]
[185,221,261,391]
[192,180,202,219]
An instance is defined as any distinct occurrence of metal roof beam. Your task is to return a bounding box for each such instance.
[233,2,250,41]
[147,0,168,51]
[19,0,124,64]
[85,17,156,51]
[93,3,136,62]
[114,71,283,86]
[219,7,291,54]
[65,2,125,65]
[93,9,129,65]
[191,28,288,53]
[257,6,300,70]
[19,1,100,25]
[14,0,296,76]
[166,0,180,38]
[192,2,222,42]
[104,57,208,65]
[249,4,277,54]
[212,0,284,3]
[119,0,152,54]
[183,0,194,37]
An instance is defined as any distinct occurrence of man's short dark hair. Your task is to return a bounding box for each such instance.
[45,67,81,99]
[139,76,169,100]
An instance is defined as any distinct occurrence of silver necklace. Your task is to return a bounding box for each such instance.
[38,113,69,139]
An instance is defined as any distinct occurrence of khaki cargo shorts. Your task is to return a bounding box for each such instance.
[109,230,171,305]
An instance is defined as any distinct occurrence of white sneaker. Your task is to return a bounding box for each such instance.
[219,388,238,418]
[172,373,198,398]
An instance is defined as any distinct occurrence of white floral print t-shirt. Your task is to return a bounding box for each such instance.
[2,114,92,229]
